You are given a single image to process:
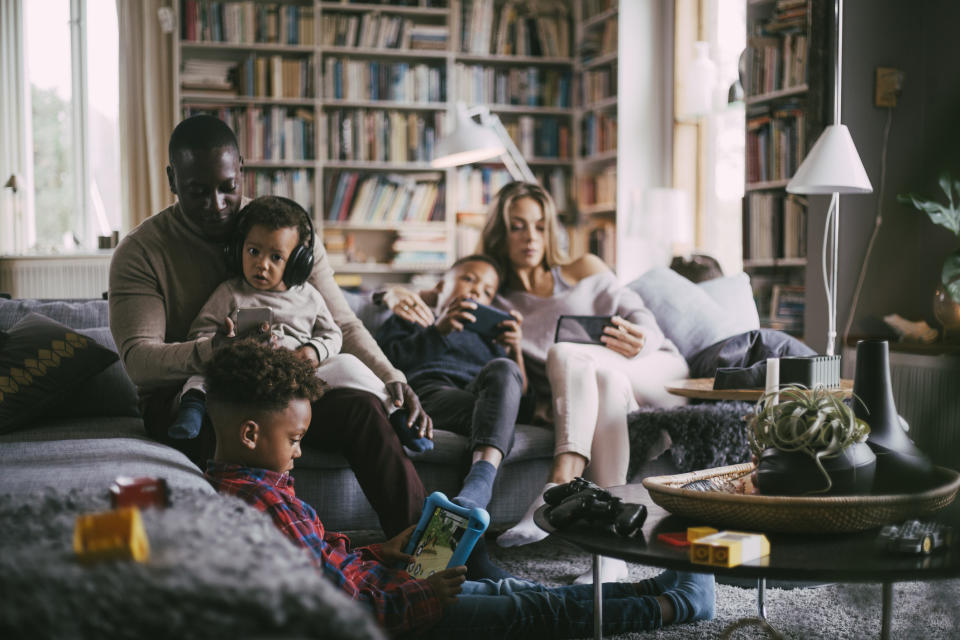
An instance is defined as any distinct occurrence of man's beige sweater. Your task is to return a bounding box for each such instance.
[109,202,404,394]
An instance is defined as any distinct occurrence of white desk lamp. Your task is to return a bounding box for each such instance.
[786,0,872,356]
[431,102,536,182]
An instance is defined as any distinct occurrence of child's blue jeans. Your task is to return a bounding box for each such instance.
[425,578,662,639]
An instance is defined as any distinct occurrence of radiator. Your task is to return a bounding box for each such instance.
[0,255,111,299]
[889,351,960,469]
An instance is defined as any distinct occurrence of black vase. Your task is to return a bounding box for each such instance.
[756,443,876,495]
[853,339,935,492]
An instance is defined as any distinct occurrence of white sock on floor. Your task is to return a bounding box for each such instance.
[573,556,629,584]
[496,482,558,547]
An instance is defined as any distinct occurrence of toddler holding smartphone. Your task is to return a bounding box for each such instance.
[169,195,416,444]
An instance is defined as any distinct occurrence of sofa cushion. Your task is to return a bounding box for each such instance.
[0,298,109,330]
[0,313,119,431]
[628,267,759,361]
[698,272,761,332]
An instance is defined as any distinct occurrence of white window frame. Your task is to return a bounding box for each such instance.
[1,0,103,254]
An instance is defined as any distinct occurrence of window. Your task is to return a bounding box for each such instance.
[16,0,120,252]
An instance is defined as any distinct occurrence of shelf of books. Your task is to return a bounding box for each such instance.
[570,0,617,266]
[742,0,827,338]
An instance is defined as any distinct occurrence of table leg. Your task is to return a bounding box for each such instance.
[593,554,602,640]
[880,582,894,640]
[719,578,783,640]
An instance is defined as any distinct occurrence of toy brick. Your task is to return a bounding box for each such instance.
[686,526,718,542]
[689,531,770,568]
[110,476,169,510]
[73,507,150,563]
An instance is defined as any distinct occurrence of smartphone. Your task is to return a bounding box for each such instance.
[235,307,273,337]
[464,301,513,339]
[554,315,613,345]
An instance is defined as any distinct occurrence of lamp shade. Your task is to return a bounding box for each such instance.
[786,124,873,194]
[431,103,505,168]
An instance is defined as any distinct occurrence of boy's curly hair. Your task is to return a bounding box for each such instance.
[236,196,311,246]
[205,340,323,412]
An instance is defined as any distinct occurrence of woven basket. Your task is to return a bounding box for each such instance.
[642,463,960,533]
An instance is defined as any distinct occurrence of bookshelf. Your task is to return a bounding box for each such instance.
[174,0,643,286]
[742,0,828,336]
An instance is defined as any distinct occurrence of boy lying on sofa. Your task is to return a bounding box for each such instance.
[201,339,715,638]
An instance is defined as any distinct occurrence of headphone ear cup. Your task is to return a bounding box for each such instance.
[283,244,314,288]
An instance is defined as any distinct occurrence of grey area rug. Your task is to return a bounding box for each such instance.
[486,534,960,639]
[351,527,960,640]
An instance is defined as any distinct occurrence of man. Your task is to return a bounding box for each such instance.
[109,114,430,536]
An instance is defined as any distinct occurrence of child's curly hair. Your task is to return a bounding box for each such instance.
[205,340,323,412]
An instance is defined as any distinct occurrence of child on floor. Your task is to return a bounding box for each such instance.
[375,254,530,579]
[202,340,716,639]
[168,195,423,450]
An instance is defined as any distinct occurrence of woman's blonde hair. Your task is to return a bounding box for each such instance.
[478,181,568,288]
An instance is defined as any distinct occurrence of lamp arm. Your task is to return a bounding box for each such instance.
[467,107,537,183]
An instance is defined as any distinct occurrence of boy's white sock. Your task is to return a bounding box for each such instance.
[496,482,557,547]
[572,556,629,584]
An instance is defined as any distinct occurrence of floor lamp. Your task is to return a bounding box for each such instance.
[786,0,872,357]
[431,102,536,182]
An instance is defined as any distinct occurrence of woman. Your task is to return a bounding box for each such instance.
[388,182,689,582]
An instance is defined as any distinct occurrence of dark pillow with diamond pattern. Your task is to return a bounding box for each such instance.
[0,312,119,432]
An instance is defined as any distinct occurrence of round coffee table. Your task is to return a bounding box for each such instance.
[534,483,960,640]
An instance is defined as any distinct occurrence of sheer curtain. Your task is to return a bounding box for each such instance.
[117,0,175,231]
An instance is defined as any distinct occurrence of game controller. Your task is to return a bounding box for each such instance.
[544,477,647,537]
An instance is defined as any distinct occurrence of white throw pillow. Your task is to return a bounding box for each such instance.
[698,272,761,333]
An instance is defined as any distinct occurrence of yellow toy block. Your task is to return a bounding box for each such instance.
[73,507,150,563]
[690,530,769,568]
[686,526,718,542]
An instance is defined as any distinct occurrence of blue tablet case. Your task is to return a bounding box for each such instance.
[464,301,512,339]
[403,492,489,578]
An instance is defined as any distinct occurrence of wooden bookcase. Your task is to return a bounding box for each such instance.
[742,0,829,336]
[173,0,642,286]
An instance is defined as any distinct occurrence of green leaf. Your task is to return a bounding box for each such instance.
[939,171,954,210]
[943,250,960,303]
[898,180,960,236]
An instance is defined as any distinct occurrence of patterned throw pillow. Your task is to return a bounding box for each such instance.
[0,313,119,432]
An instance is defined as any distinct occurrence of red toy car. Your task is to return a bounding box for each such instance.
[109,476,169,510]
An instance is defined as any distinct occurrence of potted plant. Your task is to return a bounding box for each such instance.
[747,385,876,495]
[898,172,960,334]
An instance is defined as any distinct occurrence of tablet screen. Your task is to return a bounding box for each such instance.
[406,506,468,578]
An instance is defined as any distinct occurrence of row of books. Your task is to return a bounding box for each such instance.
[325,109,444,163]
[323,59,446,103]
[460,0,571,57]
[580,16,617,63]
[577,166,616,208]
[325,171,445,224]
[743,192,807,260]
[746,32,808,96]
[746,106,806,183]
[588,222,616,266]
[764,0,809,33]
[243,169,314,213]
[184,106,315,161]
[392,229,449,268]
[180,0,315,45]
[321,12,450,51]
[238,55,313,99]
[454,166,568,213]
[454,64,571,108]
[767,284,805,334]
[502,116,570,160]
[582,67,616,105]
[580,112,617,157]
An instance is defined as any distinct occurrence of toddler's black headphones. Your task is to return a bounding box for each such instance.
[225,196,316,288]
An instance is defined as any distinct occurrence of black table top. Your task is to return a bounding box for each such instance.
[533,484,960,583]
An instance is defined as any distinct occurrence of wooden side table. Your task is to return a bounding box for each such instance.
[665,377,853,402]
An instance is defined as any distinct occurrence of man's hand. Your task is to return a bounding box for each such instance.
[423,566,466,605]
[384,286,435,327]
[380,524,416,567]
[210,316,236,351]
[495,310,524,355]
[435,297,477,336]
[601,316,647,358]
[293,344,321,367]
[387,382,433,441]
